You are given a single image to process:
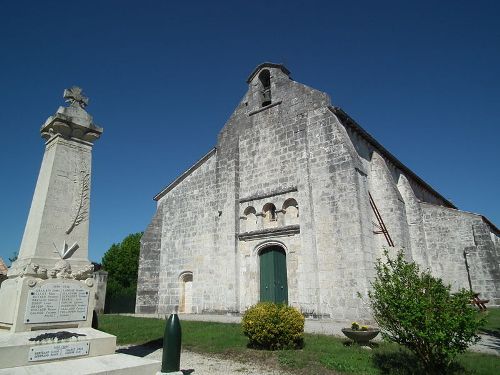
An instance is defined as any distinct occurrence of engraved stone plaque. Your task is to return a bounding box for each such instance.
[29,341,90,362]
[25,282,90,323]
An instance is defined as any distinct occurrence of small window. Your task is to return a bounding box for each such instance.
[283,198,299,217]
[263,203,277,222]
[244,206,257,216]
[243,206,258,231]
[179,272,193,314]
[258,70,271,107]
[282,198,299,225]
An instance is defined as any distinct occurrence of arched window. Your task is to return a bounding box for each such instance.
[262,203,277,222]
[179,272,193,313]
[282,198,299,225]
[258,70,271,107]
[283,198,299,225]
[243,206,257,232]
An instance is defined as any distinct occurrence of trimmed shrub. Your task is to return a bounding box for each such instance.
[242,302,304,350]
[367,249,484,373]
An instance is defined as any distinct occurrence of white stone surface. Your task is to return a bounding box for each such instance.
[29,341,90,362]
[0,353,160,375]
[0,277,95,333]
[0,327,115,369]
[25,281,89,323]
[13,135,94,274]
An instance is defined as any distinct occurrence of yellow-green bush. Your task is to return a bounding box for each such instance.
[242,302,304,350]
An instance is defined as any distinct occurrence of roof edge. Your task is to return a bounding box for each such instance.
[481,215,500,235]
[154,147,217,201]
[246,62,291,83]
[330,106,456,209]
[419,202,499,235]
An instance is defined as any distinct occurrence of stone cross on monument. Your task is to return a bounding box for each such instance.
[0,88,159,374]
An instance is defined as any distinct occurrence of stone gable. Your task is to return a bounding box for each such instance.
[136,63,500,320]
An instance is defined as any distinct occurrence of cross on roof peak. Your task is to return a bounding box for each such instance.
[63,86,88,109]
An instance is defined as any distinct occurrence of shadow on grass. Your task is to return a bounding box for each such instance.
[116,338,163,357]
[342,340,380,349]
[245,339,304,350]
[116,339,196,375]
[372,351,467,375]
[373,350,423,375]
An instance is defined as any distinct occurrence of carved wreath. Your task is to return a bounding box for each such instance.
[66,161,90,234]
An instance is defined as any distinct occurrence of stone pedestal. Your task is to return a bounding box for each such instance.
[0,87,159,374]
[0,353,159,375]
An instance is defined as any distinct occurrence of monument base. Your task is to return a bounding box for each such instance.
[0,353,160,374]
[0,327,115,369]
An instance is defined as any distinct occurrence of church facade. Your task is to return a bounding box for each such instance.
[136,63,500,320]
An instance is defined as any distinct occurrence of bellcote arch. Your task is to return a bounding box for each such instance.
[246,62,290,115]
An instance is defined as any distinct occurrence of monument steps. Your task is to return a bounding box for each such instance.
[0,327,116,369]
[0,353,160,374]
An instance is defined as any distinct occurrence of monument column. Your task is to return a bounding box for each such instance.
[10,86,102,276]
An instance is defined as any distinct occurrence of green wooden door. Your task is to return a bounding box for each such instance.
[259,246,288,304]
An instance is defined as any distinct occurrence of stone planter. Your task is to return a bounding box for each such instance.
[341,328,380,345]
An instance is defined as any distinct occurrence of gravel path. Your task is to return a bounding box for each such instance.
[118,345,291,375]
[146,349,290,375]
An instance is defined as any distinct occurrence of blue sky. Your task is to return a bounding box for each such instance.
[1,0,498,265]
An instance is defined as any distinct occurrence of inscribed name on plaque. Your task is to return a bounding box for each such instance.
[29,341,90,362]
[25,282,90,323]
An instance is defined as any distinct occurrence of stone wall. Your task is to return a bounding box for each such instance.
[137,63,500,319]
[157,153,218,314]
[136,204,163,314]
[421,203,500,304]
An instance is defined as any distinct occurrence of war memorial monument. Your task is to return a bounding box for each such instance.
[0,88,159,373]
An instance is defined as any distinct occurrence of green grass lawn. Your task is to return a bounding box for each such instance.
[479,307,500,335]
[99,312,500,375]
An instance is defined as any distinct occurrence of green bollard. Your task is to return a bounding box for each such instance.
[161,313,182,373]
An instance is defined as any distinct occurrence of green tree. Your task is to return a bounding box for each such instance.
[367,249,484,374]
[102,232,142,296]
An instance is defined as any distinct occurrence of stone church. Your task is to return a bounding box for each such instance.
[136,63,500,320]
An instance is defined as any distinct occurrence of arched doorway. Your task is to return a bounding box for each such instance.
[259,245,288,304]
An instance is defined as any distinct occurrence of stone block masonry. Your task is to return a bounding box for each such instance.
[137,62,500,322]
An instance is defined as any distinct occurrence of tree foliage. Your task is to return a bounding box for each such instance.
[367,249,484,373]
[102,232,142,296]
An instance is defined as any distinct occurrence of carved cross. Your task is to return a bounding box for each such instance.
[63,86,89,109]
